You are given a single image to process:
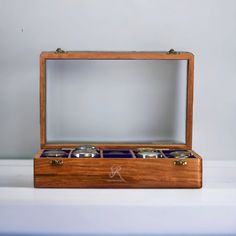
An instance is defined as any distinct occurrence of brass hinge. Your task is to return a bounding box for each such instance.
[174,160,188,166]
[49,159,64,166]
[167,49,178,54]
[55,48,65,54]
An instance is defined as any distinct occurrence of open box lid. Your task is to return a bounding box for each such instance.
[40,49,194,150]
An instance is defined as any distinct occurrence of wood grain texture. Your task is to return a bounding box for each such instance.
[40,51,194,150]
[40,56,46,148]
[34,153,202,188]
[40,51,194,60]
[186,56,194,149]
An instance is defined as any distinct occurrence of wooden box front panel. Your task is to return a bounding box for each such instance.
[34,153,202,188]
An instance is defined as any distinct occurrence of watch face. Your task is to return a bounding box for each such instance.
[169,150,192,158]
[137,151,163,159]
[43,150,68,157]
[72,149,98,158]
[136,149,164,159]
[71,145,99,158]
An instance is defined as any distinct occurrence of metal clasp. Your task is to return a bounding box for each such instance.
[174,160,188,166]
[49,159,64,166]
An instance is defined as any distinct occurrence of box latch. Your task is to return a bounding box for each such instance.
[49,159,64,166]
[174,160,188,166]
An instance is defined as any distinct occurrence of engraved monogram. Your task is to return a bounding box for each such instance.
[108,165,126,182]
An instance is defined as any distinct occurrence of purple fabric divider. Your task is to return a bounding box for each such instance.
[130,150,136,158]
[103,150,133,158]
[100,150,104,158]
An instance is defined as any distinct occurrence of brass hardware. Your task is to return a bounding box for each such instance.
[49,159,64,166]
[174,160,188,166]
[55,48,65,53]
[167,49,178,54]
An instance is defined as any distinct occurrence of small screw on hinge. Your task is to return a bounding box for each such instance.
[55,48,65,53]
[167,49,178,54]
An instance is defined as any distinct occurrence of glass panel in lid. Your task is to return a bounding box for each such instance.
[45,59,187,144]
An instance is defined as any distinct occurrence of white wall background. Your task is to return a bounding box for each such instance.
[0,0,235,159]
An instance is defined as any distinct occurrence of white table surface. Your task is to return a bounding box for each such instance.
[0,160,236,236]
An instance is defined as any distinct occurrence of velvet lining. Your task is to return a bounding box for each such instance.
[103,150,133,158]
[40,149,195,158]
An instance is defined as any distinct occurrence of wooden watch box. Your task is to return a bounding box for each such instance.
[34,49,202,188]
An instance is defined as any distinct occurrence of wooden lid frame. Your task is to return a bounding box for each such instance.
[40,51,194,150]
